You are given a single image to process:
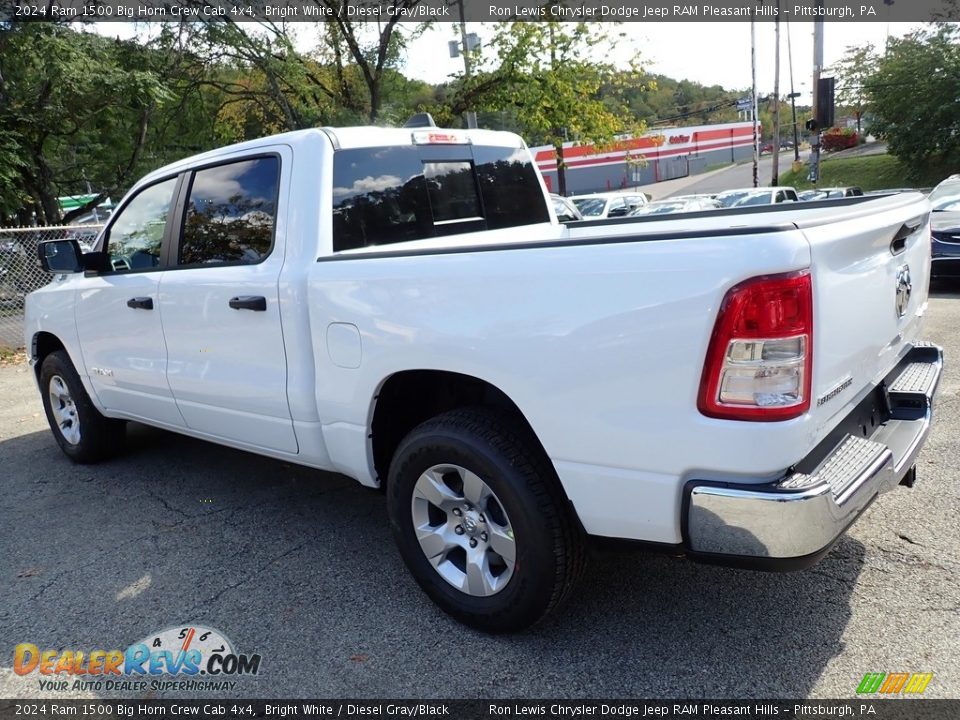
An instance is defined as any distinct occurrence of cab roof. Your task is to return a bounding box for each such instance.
[137,126,526,187]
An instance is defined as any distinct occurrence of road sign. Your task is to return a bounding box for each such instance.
[736,98,752,112]
[449,34,480,58]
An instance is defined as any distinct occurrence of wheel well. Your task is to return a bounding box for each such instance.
[371,370,547,486]
[32,332,66,381]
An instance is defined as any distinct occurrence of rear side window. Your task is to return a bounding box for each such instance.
[179,157,280,266]
[332,145,549,252]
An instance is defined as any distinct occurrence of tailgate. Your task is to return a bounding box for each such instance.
[796,193,931,432]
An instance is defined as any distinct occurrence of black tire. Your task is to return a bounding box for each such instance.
[39,350,126,463]
[387,407,585,633]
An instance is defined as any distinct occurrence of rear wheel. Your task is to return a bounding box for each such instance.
[387,407,585,632]
[39,351,125,463]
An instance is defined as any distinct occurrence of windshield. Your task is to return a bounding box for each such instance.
[571,198,607,217]
[717,191,751,208]
[553,199,579,218]
[929,181,960,212]
[733,193,772,207]
[635,202,686,215]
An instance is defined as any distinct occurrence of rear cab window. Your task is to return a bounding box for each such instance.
[331,143,549,252]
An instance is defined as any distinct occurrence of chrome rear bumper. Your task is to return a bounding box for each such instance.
[684,343,943,569]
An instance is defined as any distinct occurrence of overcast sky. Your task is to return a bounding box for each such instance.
[403,21,925,103]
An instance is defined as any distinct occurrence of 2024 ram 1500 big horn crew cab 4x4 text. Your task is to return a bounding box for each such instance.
[27,124,942,632]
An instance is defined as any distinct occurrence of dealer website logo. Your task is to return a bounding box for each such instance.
[856,672,933,695]
[14,624,261,692]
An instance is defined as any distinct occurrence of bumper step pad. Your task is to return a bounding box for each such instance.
[815,436,891,502]
[685,342,943,564]
[889,361,940,395]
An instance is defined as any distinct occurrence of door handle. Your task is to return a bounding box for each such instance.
[126,297,153,310]
[228,295,267,311]
[891,220,921,255]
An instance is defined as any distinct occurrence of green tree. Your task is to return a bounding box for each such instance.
[197,12,431,128]
[866,25,960,171]
[0,23,190,224]
[829,43,878,134]
[460,20,648,196]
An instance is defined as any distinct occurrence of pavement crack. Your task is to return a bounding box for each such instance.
[869,544,959,574]
[896,532,924,546]
[186,540,311,611]
[146,488,192,519]
[183,507,380,612]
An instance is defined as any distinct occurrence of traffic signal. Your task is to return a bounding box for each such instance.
[816,77,835,129]
[805,78,836,133]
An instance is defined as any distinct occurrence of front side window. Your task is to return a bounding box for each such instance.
[179,157,280,266]
[105,177,178,272]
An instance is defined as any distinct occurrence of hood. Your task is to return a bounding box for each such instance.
[931,210,960,232]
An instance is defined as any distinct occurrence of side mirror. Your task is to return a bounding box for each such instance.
[37,239,84,274]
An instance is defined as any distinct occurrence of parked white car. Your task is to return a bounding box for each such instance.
[720,187,800,207]
[569,191,647,219]
[27,124,942,632]
[630,197,720,216]
[549,194,583,223]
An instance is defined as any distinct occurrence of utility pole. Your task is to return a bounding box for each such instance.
[458,0,477,129]
[771,2,782,186]
[751,18,759,188]
[810,11,824,186]
[786,19,800,162]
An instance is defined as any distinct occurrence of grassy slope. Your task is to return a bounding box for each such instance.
[779,154,949,192]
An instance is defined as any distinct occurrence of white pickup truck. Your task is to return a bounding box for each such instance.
[27,123,943,632]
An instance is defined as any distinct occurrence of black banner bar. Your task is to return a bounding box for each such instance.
[1,700,959,720]
[2,0,960,23]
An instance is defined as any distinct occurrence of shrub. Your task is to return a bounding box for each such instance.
[821,127,859,152]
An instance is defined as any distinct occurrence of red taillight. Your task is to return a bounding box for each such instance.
[698,271,813,421]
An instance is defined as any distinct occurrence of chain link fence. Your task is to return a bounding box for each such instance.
[0,225,104,351]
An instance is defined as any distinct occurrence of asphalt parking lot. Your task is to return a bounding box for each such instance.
[1,286,958,701]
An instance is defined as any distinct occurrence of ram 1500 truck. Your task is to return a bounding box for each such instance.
[27,124,943,632]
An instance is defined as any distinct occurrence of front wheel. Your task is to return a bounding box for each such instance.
[39,350,126,463]
[387,407,585,633]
